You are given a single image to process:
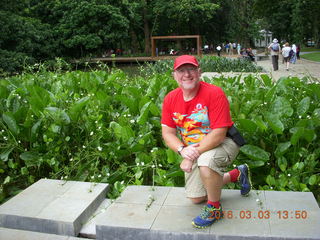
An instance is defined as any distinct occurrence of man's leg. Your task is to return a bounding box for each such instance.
[199,166,223,203]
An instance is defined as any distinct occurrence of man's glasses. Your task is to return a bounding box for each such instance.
[175,67,199,74]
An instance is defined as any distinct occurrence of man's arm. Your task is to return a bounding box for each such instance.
[196,127,228,154]
[162,125,200,161]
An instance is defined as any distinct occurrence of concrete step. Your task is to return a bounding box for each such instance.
[0,179,109,236]
[96,186,320,240]
[0,227,88,240]
[79,199,112,238]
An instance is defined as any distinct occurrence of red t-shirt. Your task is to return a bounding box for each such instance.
[161,81,233,145]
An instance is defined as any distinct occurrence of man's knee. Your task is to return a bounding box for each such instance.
[189,196,207,204]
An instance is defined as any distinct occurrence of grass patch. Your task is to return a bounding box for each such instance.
[301,52,320,62]
[300,47,320,52]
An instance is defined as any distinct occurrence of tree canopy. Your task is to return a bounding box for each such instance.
[0,0,319,73]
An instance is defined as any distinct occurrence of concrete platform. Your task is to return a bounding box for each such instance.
[96,186,320,240]
[0,179,109,236]
[0,227,88,240]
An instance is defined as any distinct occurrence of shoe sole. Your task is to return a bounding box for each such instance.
[242,163,252,197]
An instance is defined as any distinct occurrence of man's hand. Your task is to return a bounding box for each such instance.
[180,143,200,162]
[180,158,193,173]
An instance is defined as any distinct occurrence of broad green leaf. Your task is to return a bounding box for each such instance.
[68,96,90,121]
[26,85,51,116]
[116,95,139,114]
[308,175,317,185]
[277,156,287,172]
[240,144,270,162]
[297,97,310,116]
[121,126,134,142]
[266,175,276,186]
[275,142,291,157]
[254,117,268,132]
[265,85,276,102]
[271,97,293,117]
[45,107,70,125]
[166,149,179,164]
[110,121,122,140]
[31,120,42,141]
[20,152,40,167]
[260,74,272,87]
[149,102,160,116]
[2,112,19,135]
[264,113,284,134]
[0,147,14,161]
[238,119,258,133]
[290,127,303,145]
[137,102,151,125]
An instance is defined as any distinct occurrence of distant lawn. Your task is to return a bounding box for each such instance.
[300,47,320,52]
[301,52,320,62]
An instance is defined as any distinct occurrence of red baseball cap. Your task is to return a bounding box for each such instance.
[173,55,199,70]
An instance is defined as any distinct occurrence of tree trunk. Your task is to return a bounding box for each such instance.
[143,6,151,54]
[130,30,139,54]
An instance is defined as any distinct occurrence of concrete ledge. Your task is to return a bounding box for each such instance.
[0,227,88,240]
[96,186,320,240]
[0,179,109,236]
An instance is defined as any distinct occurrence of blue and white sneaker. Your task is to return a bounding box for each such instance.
[192,204,223,229]
[237,164,252,196]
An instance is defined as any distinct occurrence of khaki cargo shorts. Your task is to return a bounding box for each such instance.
[185,137,239,198]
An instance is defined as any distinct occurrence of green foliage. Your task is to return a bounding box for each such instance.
[207,74,320,197]
[0,65,319,203]
[141,56,263,75]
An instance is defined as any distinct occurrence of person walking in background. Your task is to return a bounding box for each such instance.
[228,42,233,55]
[290,44,297,64]
[296,44,301,59]
[216,45,222,57]
[225,43,229,54]
[161,55,251,228]
[237,43,241,55]
[268,38,281,71]
[282,42,291,71]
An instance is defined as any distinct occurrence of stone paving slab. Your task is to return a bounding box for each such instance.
[0,179,109,236]
[0,227,88,240]
[96,186,320,240]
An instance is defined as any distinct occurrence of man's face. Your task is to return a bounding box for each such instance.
[173,64,201,91]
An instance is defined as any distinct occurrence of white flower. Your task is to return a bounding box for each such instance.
[256,199,260,202]
[61,176,64,180]
[128,114,131,117]
[136,162,140,166]
[152,165,155,168]
[70,158,73,162]
[298,116,302,119]
[287,174,291,177]
[141,162,145,166]
[98,174,101,178]
[91,176,94,179]
[107,173,110,176]
[97,146,102,151]
[90,131,94,136]
[130,119,135,123]
[270,187,273,189]
[95,121,98,124]
[163,175,166,178]
[120,180,124,184]
[124,114,127,117]
[82,145,86,149]
[158,164,162,167]
[139,134,143,137]
[98,126,102,130]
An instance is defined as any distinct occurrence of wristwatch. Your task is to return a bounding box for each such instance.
[177,145,185,155]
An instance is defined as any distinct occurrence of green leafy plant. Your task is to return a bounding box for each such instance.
[0,64,319,204]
